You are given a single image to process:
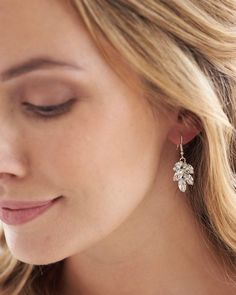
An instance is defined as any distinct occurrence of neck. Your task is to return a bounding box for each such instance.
[60,201,230,293]
[59,153,233,295]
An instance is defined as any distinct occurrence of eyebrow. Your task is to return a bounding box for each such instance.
[0,56,83,82]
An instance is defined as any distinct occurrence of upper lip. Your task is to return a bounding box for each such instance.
[0,197,59,210]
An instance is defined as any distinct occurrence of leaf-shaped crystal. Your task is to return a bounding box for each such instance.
[182,163,188,170]
[178,179,186,192]
[184,174,194,185]
[173,161,184,171]
[173,169,184,181]
[184,164,194,174]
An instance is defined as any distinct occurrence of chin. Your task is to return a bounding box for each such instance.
[18,256,62,266]
[9,249,64,265]
[4,235,65,265]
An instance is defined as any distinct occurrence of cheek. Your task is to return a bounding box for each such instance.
[17,100,166,263]
[47,104,164,235]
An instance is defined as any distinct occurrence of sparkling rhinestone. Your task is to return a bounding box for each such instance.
[178,179,187,192]
[173,161,184,171]
[173,170,184,181]
[185,164,194,174]
[186,174,194,185]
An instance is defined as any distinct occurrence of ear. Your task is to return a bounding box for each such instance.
[167,109,202,145]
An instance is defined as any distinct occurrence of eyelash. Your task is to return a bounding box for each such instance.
[22,98,76,120]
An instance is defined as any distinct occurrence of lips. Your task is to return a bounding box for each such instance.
[0,196,62,225]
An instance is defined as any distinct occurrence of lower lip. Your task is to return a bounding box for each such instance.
[0,197,62,226]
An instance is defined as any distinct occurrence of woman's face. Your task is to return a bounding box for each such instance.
[0,0,176,264]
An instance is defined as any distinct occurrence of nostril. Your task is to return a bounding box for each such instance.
[0,173,16,180]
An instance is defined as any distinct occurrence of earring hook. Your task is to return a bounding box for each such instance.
[176,133,183,150]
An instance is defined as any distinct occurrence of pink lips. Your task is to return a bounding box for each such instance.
[0,196,61,225]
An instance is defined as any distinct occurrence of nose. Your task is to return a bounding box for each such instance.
[0,134,27,182]
[0,101,28,183]
[0,152,27,197]
[0,152,27,181]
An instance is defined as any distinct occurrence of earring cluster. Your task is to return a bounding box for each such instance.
[173,134,194,192]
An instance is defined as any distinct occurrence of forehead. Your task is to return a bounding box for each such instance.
[0,0,94,72]
[0,0,142,94]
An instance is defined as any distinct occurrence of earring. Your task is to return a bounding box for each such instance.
[173,134,194,192]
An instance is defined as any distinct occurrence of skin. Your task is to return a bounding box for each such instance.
[0,0,235,294]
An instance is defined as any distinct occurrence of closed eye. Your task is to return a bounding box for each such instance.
[22,98,77,119]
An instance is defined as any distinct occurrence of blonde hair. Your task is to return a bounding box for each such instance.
[1,0,236,293]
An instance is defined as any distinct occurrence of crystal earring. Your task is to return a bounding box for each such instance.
[173,134,194,192]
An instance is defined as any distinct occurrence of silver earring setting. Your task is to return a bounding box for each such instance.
[173,135,194,192]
